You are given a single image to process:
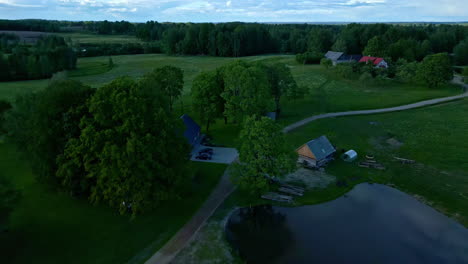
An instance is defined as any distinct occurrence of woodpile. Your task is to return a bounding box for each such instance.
[261,192,293,203]
[358,155,386,170]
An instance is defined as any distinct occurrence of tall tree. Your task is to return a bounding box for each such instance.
[418,53,453,88]
[6,80,94,187]
[263,63,299,116]
[454,39,468,66]
[221,61,273,123]
[191,71,224,131]
[363,36,388,57]
[143,66,184,111]
[231,116,297,194]
[57,77,190,215]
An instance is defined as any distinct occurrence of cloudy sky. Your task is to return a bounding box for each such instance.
[0,0,467,22]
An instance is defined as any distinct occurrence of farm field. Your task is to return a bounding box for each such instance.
[0,142,227,264]
[56,32,142,44]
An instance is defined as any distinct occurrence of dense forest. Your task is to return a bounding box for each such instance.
[0,34,76,81]
[1,20,467,62]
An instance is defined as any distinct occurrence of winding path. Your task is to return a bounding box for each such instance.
[144,76,468,264]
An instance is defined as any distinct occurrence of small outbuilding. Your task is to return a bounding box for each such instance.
[180,114,201,147]
[342,150,358,162]
[359,56,388,68]
[325,51,344,66]
[296,135,336,168]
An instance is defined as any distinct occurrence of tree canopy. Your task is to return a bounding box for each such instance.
[418,53,453,88]
[232,116,296,194]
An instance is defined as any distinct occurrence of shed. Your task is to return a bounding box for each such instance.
[342,150,358,162]
[359,56,388,68]
[180,114,201,147]
[296,135,336,167]
[337,54,363,64]
[325,51,344,65]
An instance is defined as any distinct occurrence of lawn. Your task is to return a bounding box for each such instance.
[0,143,227,264]
[285,98,468,226]
[56,32,143,44]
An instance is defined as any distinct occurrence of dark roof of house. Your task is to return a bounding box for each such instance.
[359,56,384,65]
[266,112,277,121]
[338,54,363,62]
[325,51,344,61]
[306,136,336,161]
[181,114,200,146]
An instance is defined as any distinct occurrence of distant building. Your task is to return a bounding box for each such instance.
[359,56,388,68]
[325,51,362,65]
[296,135,336,168]
[325,51,344,65]
[180,114,201,147]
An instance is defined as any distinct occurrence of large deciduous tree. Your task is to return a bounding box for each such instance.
[191,70,224,131]
[263,63,300,116]
[144,66,184,111]
[418,53,453,88]
[57,77,190,215]
[6,80,94,186]
[363,36,388,57]
[454,39,468,66]
[231,116,297,194]
[221,61,274,123]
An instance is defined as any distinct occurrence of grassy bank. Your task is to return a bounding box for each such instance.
[286,98,468,225]
[0,143,227,264]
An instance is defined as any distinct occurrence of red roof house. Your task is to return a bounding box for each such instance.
[359,56,388,68]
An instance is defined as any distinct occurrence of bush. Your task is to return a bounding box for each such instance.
[462,67,468,77]
[320,58,333,69]
[296,51,323,64]
[333,63,355,79]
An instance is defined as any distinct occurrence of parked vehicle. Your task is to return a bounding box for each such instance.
[199,148,214,155]
[196,154,212,160]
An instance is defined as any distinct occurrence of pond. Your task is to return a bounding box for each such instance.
[225,183,468,264]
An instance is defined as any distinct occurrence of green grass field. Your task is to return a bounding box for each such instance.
[0,143,227,264]
[285,98,468,226]
[57,33,142,44]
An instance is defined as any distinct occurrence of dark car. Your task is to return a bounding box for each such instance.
[196,154,212,160]
[199,148,214,155]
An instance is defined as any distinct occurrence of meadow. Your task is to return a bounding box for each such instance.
[57,32,143,44]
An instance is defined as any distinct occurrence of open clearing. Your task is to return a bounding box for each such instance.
[56,32,142,44]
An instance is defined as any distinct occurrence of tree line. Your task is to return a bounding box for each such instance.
[4,66,188,215]
[0,35,77,81]
[2,20,467,63]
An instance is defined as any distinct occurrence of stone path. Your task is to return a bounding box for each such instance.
[143,76,468,264]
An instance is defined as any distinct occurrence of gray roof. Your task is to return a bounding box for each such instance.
[325,51,344,62]
[306,136,336,161]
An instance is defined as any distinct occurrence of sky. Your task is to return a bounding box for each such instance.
[0,0,467,23]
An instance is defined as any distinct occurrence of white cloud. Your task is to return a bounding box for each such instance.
[0,0,43,7]
[226,0,231,7]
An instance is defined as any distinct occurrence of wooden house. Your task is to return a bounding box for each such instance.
[296,136,336,168]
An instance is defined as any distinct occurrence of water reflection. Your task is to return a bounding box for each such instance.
[226,205,293,264]
[225,184,468,264]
